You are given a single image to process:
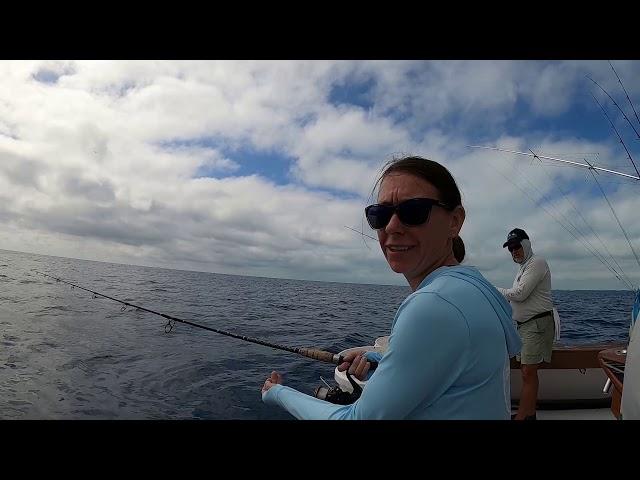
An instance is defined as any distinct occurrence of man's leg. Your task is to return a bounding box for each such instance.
[514,316,554,420]
[514,363,539,420]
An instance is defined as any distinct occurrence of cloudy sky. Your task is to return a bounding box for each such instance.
[1,60,639,290]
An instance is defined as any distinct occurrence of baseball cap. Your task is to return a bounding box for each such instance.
[502,228,530,248]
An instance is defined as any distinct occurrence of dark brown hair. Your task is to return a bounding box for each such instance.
[375,155,465,262]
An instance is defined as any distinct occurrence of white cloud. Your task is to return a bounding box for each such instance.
[1,60,639,290]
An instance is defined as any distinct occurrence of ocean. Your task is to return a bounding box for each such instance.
[0,249,633,419]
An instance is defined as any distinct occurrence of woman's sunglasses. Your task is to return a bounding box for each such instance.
[365,198,451,230]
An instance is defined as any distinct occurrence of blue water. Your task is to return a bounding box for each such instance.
[0,249,634,419]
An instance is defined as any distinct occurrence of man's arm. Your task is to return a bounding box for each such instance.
[499,258,548,302]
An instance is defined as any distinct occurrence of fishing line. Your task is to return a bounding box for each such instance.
[33,270,378,370]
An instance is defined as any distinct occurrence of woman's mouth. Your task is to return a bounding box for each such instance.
[387,245,414,253]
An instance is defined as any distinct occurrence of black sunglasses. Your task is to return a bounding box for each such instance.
[508,243,522,253]
[365,198,451,230]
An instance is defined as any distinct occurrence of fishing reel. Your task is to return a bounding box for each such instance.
[313,372,363,405]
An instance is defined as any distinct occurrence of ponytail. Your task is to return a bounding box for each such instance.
[452,236,465,263]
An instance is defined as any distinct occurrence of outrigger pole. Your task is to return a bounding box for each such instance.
[468,144,640,278]
[34,270,376,369]
[467,146,640,181]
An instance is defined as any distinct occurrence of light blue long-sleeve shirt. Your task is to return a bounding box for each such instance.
[262,265,522,420]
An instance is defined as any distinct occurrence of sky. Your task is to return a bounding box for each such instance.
[1,60,640,290]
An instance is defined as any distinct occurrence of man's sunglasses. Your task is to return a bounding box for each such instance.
[365,198,451,230]
[508,243,522,253]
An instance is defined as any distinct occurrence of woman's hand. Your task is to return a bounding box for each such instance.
[337,350,371,381]
[262,371,283,394]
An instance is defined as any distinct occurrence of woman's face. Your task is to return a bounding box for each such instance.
[376,172,464,289]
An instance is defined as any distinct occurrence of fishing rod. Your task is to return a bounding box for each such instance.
[33,270,378,370]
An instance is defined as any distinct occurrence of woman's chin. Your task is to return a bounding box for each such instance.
[387,261,408,274]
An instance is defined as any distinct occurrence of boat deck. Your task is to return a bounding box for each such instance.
[511,408,615,420]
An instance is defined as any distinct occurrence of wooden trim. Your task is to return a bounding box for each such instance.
[598,347,626,420]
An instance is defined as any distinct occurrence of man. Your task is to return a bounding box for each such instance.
[498,228,554,420]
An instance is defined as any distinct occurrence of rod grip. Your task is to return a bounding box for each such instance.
[299,348,336,363]
[300,349,378,370]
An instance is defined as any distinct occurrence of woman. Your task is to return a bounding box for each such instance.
[261,155,521,419]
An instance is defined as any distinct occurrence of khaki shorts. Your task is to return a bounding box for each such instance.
[516,314,555,364]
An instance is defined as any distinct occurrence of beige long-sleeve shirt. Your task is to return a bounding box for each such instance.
[498,255,553,323]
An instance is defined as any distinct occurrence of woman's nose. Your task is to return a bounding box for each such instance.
[385,212,403,233]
